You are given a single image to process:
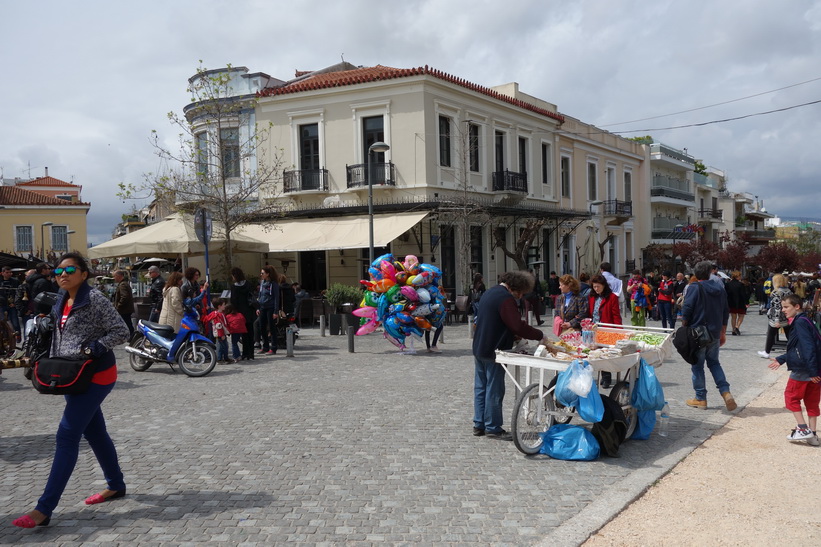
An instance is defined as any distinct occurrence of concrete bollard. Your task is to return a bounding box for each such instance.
[286,326,295,357]
[320,315,326,337]
[347,325,355,352]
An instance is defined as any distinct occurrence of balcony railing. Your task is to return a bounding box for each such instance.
[653,217,689,231]
[698,208,723,220]
[346,162,396,188]
[602,199,632,216]
[283,169,329,192]
[748,229,776,240]
[492,169,528,193]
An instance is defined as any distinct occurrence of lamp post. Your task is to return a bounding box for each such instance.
[66,230,76,252]
[40,222,53,260]
[367,141,391,265]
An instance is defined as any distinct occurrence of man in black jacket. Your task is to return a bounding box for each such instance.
[0,266,21,336]
[146,266,165,322]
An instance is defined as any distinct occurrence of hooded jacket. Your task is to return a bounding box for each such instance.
[681,279,729,338]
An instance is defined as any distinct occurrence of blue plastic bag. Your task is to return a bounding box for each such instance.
[539,424,601,461]
[577,387,605,423]
[630,409,657,440]
[631,358,665,411]
[554,362,580,408]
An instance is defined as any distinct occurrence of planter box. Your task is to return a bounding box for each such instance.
[329,313,359,335]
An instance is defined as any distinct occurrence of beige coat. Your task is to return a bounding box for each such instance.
[158,285,184,331]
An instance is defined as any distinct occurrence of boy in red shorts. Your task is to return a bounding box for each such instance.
[768,294,821,445]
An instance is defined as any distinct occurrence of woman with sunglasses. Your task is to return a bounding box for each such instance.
[13,252,130,529]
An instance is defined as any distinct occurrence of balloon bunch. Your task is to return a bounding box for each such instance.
[354,253,447,350]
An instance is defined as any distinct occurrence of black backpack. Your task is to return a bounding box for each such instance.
[590,394,628,457]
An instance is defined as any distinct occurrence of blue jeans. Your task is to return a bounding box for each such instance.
[216,337,229,361]
[657,300,673,329]
[36,382,125,517]
[473,356,506,433]
[690,339,730,400]
[231,333,242,359]
[258,308,278,352]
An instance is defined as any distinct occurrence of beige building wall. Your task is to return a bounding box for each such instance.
[0,208,88,257]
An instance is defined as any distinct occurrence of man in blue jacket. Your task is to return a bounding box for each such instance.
[682,261,736,411]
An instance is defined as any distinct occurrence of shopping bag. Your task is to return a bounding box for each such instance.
[577,387,605,423]
[567,359,594,397]
[631,358,665,411]
[553,315,563,336]
[539,424,600,461]
[554,364,580,408]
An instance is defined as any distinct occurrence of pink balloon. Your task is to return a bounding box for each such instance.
[400,286,419,301]
[356,320,379,336]
[380,260,397,280]
[352,306,377,319]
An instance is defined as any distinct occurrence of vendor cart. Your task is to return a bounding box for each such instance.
[495,324,673,455]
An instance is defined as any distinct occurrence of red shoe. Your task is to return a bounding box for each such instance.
[85,488,126,505]
[12,514,50,528]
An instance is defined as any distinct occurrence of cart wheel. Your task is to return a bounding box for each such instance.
[609,381,637,439]
[546,375,574,425]
[511,383,555,455]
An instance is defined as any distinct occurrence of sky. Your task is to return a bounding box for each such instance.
[2,0,820,245]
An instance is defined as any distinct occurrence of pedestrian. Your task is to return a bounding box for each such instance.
[556,274,589,333]
[203,298,231,363]
[256,265,280,355]
[524,269,545,325]
[224,303,248,361]
[15,268,36,339]
[0,265,21,338]
[472,270,548,440]
[656,271,675,329]
[158,272,184,331]
[112,270,134,337]
[758,274,792,359]
[12,252,130,529]
[599,262,625,313]
[425,324,444,353]
[292,282,310,325]
[146,265,165,322]
[725,270,748,336]
[229,267,256,361]
[588,273,622,388]
[767,294,821,445]
[547,270,560,309]
[626,270,650,327]
[471,272,486,317]
[682,261,736,411]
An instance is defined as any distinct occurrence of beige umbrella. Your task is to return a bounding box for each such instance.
[577,220,600,278]
[87,213,269,259]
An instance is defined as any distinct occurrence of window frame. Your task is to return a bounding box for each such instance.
[560,155,571,198]
[624,169,633,203]
[438,115,452,168]
[541,142,552,187]
[51,225,69,252]
[15,225,33,253]
[219,127,240,179]
[587,160,598,201]
[468,123,480,173]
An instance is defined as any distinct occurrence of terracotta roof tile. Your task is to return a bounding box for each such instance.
[0,186,89,207]
[17,176,81,188]
[259,65,565,123]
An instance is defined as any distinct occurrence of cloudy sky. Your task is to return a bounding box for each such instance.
[3,0,820,244]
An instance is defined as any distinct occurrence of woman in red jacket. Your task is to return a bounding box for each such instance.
[589,274,622,388]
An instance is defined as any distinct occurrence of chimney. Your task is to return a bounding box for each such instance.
[45,167,49,177]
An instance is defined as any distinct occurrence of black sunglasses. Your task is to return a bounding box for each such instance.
[54,266,79,276]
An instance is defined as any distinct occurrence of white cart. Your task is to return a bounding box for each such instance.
[495,324,672,455]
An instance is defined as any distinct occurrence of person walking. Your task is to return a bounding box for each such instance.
[0,265,21,338]
[146,265,165,323]
[12,252,130,529]
[656,271,675,329]
[758,274,793,359]
[256,265,280,355]
[725,270,748,336]
[472,271,548,440]
[767,294,821,445]
[112,270,134,337]
[230,267,256,361]
[682,261,736,411]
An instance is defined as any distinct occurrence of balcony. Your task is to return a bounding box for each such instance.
[601,199,632,225]
[651,174,694,202]
[697,208,723,223]
[651,217,696,241]
[346,162,396,189]
[492,169,528,193]
[283,169,329,193]
[748,229,776,241]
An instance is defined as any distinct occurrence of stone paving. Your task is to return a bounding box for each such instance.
[0,312,778,545]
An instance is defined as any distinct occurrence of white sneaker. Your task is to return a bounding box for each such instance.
[787,428,814,441]
[808,434,820,446]
[757,350,770,359]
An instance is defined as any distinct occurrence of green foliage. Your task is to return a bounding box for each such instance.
[628,135,653,144]
[693,161,707,175]
[325,283,362,312]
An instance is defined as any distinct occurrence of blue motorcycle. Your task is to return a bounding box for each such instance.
[126,305,217,377]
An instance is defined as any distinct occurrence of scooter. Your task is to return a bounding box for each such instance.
[126,305,217,377]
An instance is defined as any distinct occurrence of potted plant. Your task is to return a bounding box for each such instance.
[325,283,362,335]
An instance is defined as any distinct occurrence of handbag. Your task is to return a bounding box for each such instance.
[31,357,96,395]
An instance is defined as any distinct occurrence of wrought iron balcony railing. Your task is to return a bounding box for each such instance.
[602,199,632,216]
[492,169,528,193]
[346,162,396,188]
[283,169,329,192]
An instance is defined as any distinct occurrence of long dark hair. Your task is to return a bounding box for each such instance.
[56,252,89,274]
[231,267,246,282]
[589,274,612,299]
[165,271,183,289]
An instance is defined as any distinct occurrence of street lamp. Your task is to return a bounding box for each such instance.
[40,222,53,259]
[588,200,604,214]
[367,141,391,265]
[67,230,76,252]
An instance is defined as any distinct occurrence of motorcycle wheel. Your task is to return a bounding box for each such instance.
[177,342,217,377]
[129,334,154,372]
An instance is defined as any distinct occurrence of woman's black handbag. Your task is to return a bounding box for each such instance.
[31,357,96,395]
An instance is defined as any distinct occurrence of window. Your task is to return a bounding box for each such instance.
[299,123,320,170]
[624,170,632,202]
[606,166,616,200]
[15,226,33,253]
[51,225,68,252]
[587,161,598,201]
[195,132,208,180]
[518,137,527,174]
[55,194,73,201]
[494,131,505,172]
[220,128,240,179]
[541,143,552,186]
[363,115,385,162]
[468,123,480,172]
[438,115,452,167]
[560,156,571,198]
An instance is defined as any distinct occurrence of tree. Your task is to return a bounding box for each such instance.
[672,237,719,272]
[799,251,821,273]
[792,228,821,255]
[753,242,799,274]
[119,63,282,270]
[494,219,546,272]
[717,230,750,271]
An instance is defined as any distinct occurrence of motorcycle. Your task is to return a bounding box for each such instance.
[125,305,217,377]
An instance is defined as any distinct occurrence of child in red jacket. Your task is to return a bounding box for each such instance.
[224,303,248,361]
[203,299,232,363]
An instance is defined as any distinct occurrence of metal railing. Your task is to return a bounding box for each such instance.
[625,259,636,272]
[602,199,632,216]
[283,169,329,192]
[652,217,689,230]
[698,208,723,220]
[346,162,396,188]
[491,169,528,193]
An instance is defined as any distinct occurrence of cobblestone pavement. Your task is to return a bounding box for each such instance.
[1,312,777,545]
